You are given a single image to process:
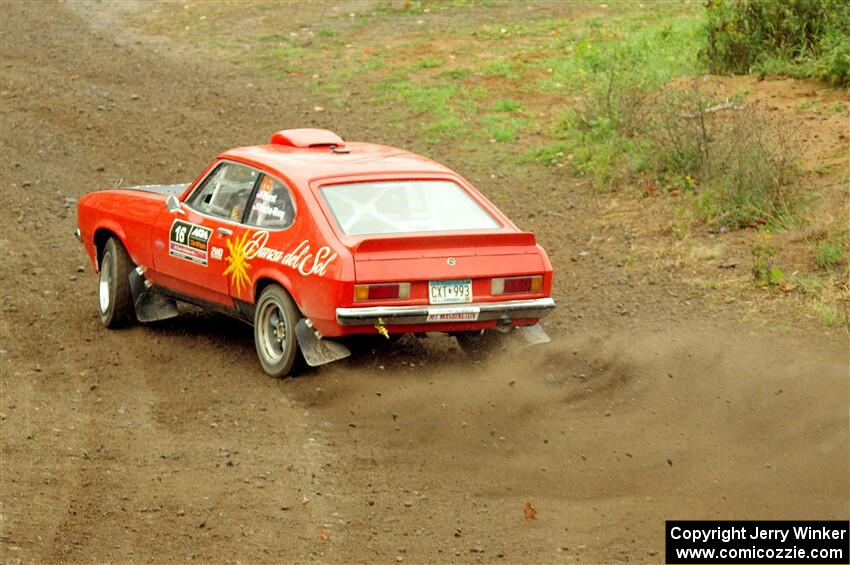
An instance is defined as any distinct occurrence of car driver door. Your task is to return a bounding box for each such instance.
[151,161,260,307]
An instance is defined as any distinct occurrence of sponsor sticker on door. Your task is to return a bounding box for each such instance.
[169,219,211,266]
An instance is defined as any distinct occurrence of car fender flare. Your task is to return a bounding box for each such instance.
[251,268,304,314]
[92,220,130,272]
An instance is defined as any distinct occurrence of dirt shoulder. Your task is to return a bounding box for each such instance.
[0,2,848,564]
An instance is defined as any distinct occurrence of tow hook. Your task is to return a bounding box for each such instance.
[374,318,390,339]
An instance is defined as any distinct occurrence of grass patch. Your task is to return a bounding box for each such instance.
[483,113,526,142]
[813,237,847,270]
[440,68,471,80]
[492,98,521,112]
[527,10,705,189]
[525,142,568,166]
[814,302,845,327]
[251,44,307,77]
[482,59,521,80]
[538,13,705,94]
[371,78,475,142]
[416,57,444,69]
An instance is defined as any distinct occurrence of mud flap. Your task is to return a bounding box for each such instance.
[295,319,351,367]
[129,267,179,323]
[514,324,551,346]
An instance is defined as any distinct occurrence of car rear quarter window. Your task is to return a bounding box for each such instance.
[321,180,499,236]
[246,175,296,230]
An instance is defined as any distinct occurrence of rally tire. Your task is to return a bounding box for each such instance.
[98,237,136,328]
[254,285,301,377]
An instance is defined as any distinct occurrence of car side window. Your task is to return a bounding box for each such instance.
[187,162,259,222]
[246,175,296,230]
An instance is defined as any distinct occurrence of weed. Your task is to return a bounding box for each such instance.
[813,238,846,270]
[524,142,568,165]
[483,60,520,80]
[424,115,465,141]
[492,98,521,112]
[751,232,785,286]
[792,274,824,295]
[649,78,799,228]
[489,128,514,143]
[440,69,471,80]
[483,114,525,143]
[251,44,306,76]
[811,164,832,177]
[257,33,298,46]
[814,302,844,326]
[669,221,688,240]
[416,57,444,69]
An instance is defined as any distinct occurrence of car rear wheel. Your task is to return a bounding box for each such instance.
[254,285,300,377]
[98,237,135,328]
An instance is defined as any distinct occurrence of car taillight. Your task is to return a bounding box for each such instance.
[354,282,411,302]
[491,275,543,295]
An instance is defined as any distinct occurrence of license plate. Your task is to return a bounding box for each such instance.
[428,279,472,304]
[426,306,480,322]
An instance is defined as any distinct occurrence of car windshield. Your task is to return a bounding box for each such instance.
[321,180,499,236]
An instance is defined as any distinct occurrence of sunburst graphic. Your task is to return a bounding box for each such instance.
[222,230,252,296]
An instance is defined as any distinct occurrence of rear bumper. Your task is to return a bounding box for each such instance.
[336,297,555,327]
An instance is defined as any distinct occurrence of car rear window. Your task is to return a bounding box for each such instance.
[321,180,499,236]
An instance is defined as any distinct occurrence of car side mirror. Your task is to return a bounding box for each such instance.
[166,193,184,215]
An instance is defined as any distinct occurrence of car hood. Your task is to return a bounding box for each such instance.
[122,183,190,196]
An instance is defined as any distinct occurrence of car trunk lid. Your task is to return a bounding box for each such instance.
[350,232,543,281]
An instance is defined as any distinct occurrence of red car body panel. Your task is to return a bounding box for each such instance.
[77,131,554,338]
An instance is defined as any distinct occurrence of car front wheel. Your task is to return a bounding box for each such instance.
[98,236,136,328]
[254,284,300,377]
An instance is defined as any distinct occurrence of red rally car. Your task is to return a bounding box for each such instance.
[76,129,555,376]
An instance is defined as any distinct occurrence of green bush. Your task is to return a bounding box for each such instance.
[702,0,850,86]
[815,32,850,86]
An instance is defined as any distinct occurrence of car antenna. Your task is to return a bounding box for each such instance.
[333,88,353,133]
[330,90,352,153]
[330,60,361,150]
